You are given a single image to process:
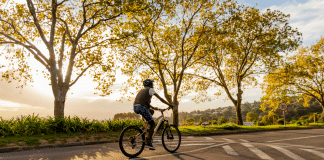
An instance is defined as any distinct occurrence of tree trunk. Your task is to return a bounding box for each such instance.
[54,89,67,118]
[235,103,243,125]
[320,101,324,115]
[236,82,243,125]
[172,103,179,128]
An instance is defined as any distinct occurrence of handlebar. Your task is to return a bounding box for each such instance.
[158,107,172,113]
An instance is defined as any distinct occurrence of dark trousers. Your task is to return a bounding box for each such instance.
[134,104,155,144]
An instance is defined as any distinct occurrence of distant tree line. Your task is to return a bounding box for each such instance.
[168,98,323,125]
[113,112,141,120]
[113,97,323,125]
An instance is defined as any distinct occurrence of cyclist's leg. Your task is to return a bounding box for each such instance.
[134,105,155,144]
[146,108,155,144]
[146,120,155,144]
[148,108,154,115]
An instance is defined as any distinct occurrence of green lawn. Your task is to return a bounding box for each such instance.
[178,123,324,134]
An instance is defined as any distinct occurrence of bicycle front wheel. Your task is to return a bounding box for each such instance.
[162,124,181,153]
[119,126,145,158]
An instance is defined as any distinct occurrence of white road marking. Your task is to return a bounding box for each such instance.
[181,141,223,143]
[240,139,249,142]
[241,143,273,160]
[266,135,324,143]
[223,145,238,156]
[178,143,216,146]
[205,137,214,141]
[267,145,305,160]
[270,143,324,151]
[222,138,235,143]
[154,140,224,143]
[300,148,324,158]
[131,142,230,159]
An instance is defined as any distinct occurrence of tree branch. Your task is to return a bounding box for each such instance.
[26,0,49,48]
[58,31,66,84]
[0,32,50,71]
[69,62,98,87]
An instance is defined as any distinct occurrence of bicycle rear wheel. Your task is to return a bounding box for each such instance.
[119,126,145,158]
[162,124,181,153]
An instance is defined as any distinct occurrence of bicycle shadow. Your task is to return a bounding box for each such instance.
[131,152,206,160]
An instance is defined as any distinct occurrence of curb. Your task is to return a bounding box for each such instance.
[0,126,323,153]
[0,139,119,153]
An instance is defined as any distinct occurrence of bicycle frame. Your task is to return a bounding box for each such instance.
[134,110,168,142]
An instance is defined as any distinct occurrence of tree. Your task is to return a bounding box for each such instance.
[246,112,258,122]
[185,117,195,125]
[0,0,146,118]
[262,112,279,125]
[219,116,227,124]
[187,5,302,125]
[118,0,234,127]
[309,112,320,123]
[262,37,324,114]
[223,106,235,121]
[198,116,204,125]
[113,112,141,120]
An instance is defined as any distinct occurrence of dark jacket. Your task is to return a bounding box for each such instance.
[133,87,153,109]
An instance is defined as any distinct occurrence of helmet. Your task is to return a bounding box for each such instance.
[143,79,154,87]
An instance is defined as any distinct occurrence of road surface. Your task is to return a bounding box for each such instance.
[1,129,324,160]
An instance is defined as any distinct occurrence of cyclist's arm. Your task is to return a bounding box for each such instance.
[150,105,159,110]
[153,93,173,107]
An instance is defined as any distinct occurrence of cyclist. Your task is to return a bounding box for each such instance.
[133,79,173,150]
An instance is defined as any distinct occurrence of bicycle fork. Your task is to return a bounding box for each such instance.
[166,128,174,139]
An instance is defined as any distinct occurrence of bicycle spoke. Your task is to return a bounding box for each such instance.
[119,126,145,158]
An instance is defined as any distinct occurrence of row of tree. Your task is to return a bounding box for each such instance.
[113,112,141,120]
[3,0,323,127]
[160,98,323,125]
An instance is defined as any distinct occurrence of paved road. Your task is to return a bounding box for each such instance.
[1,129,324,160]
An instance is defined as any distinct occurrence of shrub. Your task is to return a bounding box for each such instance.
[258,121,266,126]
[319,115,324,123]
[208,120,212,125]
[185,117,195,125]
[220,124,239,130]
[277,118,285,125]
[299,115,310,120]
[246,112,258,122]
[261,115,277,125]
[302,119,312,125]
[229,118,235,123]
[219,116,227,124]
[296,121,302,126]
[198,120,203,125]
[291,120,297,124]
[308,114,320,122]
[198,116,204,125]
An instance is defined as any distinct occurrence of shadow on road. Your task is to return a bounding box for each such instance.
[170,153,206,160]
[132,152,206,160]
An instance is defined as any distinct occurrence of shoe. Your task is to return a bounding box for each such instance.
[145,143,156,150]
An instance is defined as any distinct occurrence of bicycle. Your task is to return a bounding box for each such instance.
[119,107,181,158]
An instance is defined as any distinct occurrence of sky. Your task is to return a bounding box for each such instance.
[0,0,324,121]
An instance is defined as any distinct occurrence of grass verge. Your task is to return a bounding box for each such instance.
[178,123,324,134]
[0,131,121,147]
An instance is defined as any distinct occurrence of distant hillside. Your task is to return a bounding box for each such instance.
[114,98,323,123]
